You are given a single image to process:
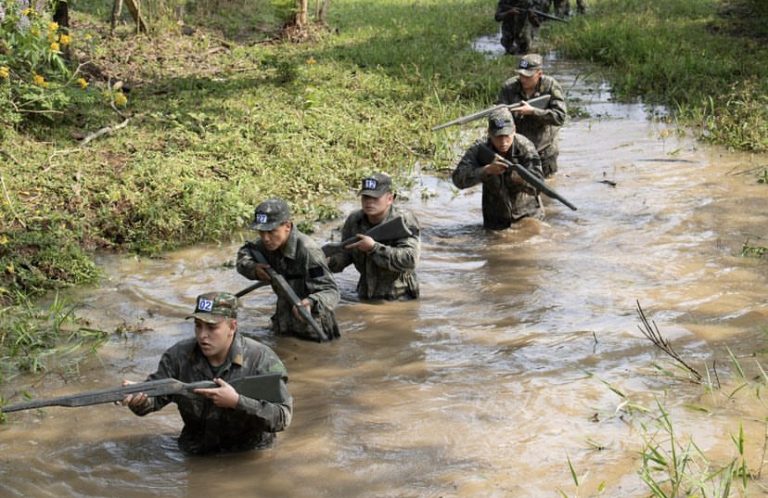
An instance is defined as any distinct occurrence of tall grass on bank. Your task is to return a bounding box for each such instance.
[1,0,515,377]
[547,0,768,153]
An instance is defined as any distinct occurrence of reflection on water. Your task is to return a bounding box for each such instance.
[2,45,768,497]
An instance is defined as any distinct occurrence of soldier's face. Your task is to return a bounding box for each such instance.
[194,318,236,365]
[259,222,292,252]
[361,193,393,221]
[520,70,542,93]
[490,134,514,154]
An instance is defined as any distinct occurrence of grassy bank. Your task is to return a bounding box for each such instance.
[0,0,512,377]
[547,0,768,152]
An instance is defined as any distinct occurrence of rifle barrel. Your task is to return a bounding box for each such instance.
[1,374,286,413]
[432,95,551,132]
[479,144,577,211]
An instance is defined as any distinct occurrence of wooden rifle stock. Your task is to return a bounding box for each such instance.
[322,216,413,258]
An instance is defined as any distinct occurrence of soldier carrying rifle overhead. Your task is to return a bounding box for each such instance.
[326,173,421,301]
[497,53,567,178]
[121,292,293,455]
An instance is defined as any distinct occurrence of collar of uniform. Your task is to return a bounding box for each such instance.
[228,332,245,367]
[280,225,299,260]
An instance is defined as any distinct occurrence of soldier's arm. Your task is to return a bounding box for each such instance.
[236,361,293,432]
[303,245,341,312]
[531,79,567,126]
[127,348,179,416]
[452,142,490,189]
[326,217,356,273]
[236,241,266,281]
[369,213,420,272]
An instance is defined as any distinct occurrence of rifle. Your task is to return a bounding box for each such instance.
[322,216,413,258]
[478,143,578,211]
[432,94,551,132]
[498,7,568,23]
[250,249,331,342]
[0,373,285,414]
[235,280,269,298]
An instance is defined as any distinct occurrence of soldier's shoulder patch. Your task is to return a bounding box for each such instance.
[308,266,325,278]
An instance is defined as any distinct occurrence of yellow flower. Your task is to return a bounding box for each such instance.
[0,67,9,80]
[21,8,32,16]
[59,34,71,46]
[49,22,59,32]
[0,234,7,245]
[33,73,48,88]
[306,57,317,65]
[114,92,128,107]
[77,77,88,89]
[50,42,60,52]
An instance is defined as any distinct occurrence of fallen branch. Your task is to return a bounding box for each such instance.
[79,117,131,148]
[636,300,702,382]
[0,172,26,229]
[0,149,22,166]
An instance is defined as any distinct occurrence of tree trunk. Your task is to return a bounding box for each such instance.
[295,0,308,28]
[317,0,330,23]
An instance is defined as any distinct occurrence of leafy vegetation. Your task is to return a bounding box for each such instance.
[547,0,768,153]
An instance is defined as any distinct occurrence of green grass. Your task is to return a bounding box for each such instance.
[547,0,768,153]
[0,0,514,377]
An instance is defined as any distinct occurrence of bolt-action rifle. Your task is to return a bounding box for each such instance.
[322,216,413,258]
[432,94,551,132]
[478,143,578,211]
[0,373,285,414]
[249,249,332,342]
[498,7,568,23]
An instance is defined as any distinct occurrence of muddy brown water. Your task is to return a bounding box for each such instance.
[2,46,767,496]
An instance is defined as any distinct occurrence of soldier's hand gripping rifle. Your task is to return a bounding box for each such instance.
[321,216,413,258]
[432,94,551,132]
[0,373,285,413]
[250,249,332,342]
[478,143,578,211]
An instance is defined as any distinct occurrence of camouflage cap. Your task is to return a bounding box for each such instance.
[488,108,516,137]
[251,198,291,231]
[516,53,543,77]
[358,173,392,198]
[186,292,238,323]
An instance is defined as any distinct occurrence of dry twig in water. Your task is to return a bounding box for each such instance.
[636,300,702,382]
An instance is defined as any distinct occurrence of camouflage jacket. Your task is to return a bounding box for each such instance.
[327,206,420,300]
[496,74,567,159]
[452,135,544,229]
[130,332,292,455]
[495,0,534,22]
[236,227,340,340]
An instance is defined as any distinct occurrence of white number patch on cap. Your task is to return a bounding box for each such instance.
[255,213,269,224]
[198,298,214,312]
[363,179,378,190]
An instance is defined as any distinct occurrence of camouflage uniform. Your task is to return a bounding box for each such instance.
[130,332,292,455]
[452,134,545,229]
[495,0,534,55]
[327,206,420,300]
[497,73,567,177]
[237,228,341,340]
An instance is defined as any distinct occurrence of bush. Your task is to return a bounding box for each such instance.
[0,0,95,128]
